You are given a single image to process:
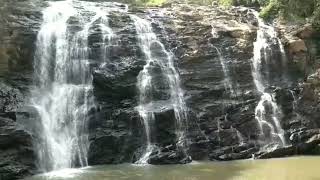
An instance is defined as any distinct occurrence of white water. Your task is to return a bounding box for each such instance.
[130,15,188,163]
[213,45,235,96]
[290,90,298,110]
[32,0,126,172]
[217,121,222,146]
[211,29,235,96]
[251,11,287,147]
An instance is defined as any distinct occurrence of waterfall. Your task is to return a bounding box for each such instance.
[130,15,188,163]
[98,4,121,66]
[31,0,125,171]
[290,90,298,110]
[212,43,235,96]
[211,28,235,96]
[251,11,287,147]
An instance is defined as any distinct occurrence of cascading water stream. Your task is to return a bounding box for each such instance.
[211,29,235,96]
[251,11,287,147]
[130,15,188,163]
[32,0,92,171]
[31,0,125,172]
[290,90,298,110]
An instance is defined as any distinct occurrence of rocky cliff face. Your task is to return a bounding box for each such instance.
[0,83,36,180]
[1,0,320,179]
[0,0,43,179]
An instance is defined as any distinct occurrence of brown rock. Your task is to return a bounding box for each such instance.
[288,39,307,54]
[296,24,316,39]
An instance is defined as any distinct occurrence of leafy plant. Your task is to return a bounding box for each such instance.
[259,0,280,20]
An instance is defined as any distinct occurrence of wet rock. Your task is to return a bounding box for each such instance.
[0,3,42,176]
[188,138,210,160]
[0,0,42,90]
[256,145,295,159]
[158,4,259,162]
[257,133,320,159]
[153,107,178,146]
[216,147,257,161]
[0,116,36,179]
[2,0,320,173]
[209,143,258,161]
[88,13,146,165]
[148,147,192,164]
[0,83,36,179]
[88,109,144,164]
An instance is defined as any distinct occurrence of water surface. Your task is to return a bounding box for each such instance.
[26,156,320,180]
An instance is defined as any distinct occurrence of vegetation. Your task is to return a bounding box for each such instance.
[259,0,319,30]
[217,0,260,6]
[259,0,316,20]
[259,0,280,20]
[136,0,167,6]
[214,0,320,30]
[127,0,320,30]
[121,0,167,6]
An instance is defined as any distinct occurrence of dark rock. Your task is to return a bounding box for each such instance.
[148,147,191,164]
[153,107,178,146]
[0,83,36,179]
[88,109,144,164]
[2,0,320,176]
[0,117,36,180]
[88,12,146,165]
[257,133,320,159]
[209,143,258,161]
[0,83,23,113]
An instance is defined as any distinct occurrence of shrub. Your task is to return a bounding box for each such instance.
[259,0,280,20]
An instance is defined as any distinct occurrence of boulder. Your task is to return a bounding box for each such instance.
[296,24,316,39]
[0,117,36,180]
[148,146,192,164]
[288,39,307,54]
[88,109,144,165]
[257,133,320,159]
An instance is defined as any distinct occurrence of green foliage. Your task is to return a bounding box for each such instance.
[122,0,167,6]
[127,0,320,30]
[312,1,320,30]
[281,0,315,18]
[187,0,215,5]
[218,0,233,6]
[217,0,266,6]
[259,0,280,20]
[140,0,167,6]
[259,0,317,19]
